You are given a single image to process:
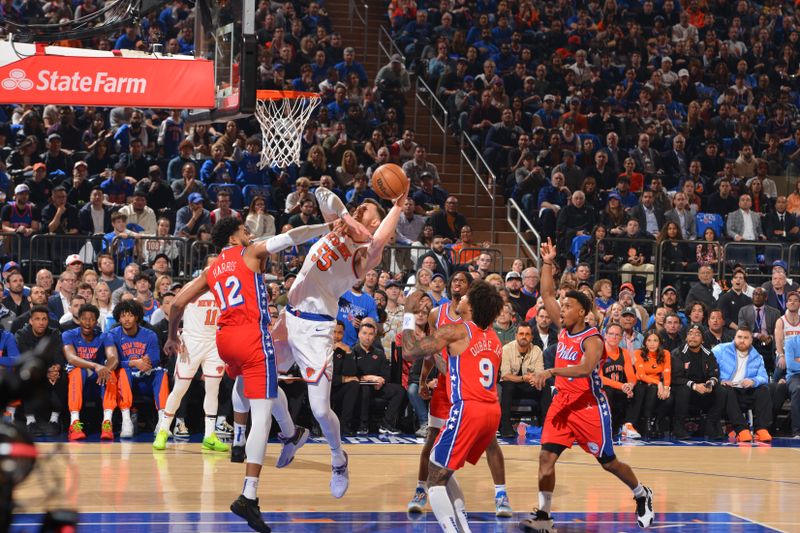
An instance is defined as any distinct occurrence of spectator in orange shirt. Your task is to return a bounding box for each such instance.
[600,324,638,436]
[451,225,490,265]
[628,330,672,438]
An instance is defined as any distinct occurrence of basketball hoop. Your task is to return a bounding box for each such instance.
[254,90,321,169]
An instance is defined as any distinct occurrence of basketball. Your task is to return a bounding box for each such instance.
[371,163,409,200]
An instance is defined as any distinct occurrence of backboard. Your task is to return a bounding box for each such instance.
[187,0,257,123]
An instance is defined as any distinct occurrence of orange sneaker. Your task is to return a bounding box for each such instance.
[755,429,772,442]
[68,420,86,441]
[737,429,753,442]
[100,420,114,441]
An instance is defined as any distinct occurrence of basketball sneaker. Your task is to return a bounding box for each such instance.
[736,429,753,442]
[67,421,86,441]
[635,486,654,528]
[622,423,641,439]
[754,429,772,442]
[519,509,556,532]
[216,420,234,437]
[407,487,427,513]
[414,423,429,438]
[330,451,349,499]
[203,433,231,452]
[153,430,169,450]
[276,426,309,468]
[172,421,189,439]
[120,419,134,439]
[100,420,114,441]
[231,445,246,463]
[230,495,271,533]
[495,491,513,518]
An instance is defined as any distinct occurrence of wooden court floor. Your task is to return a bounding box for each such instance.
[12,441,800,532]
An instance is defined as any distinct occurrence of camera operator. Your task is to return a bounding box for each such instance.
[15,305,65,437]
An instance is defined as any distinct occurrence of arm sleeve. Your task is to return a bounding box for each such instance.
[315,186,349,220]
[264,222,331,253]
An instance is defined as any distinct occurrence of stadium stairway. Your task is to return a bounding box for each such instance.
[325,0,533,270]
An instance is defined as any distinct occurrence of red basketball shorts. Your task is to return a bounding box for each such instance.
[541,390,615,459]
[216,325,277,399]
[431,400,500,470]
[429,373,451,428]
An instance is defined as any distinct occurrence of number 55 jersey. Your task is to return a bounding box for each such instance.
[431,321,502,471]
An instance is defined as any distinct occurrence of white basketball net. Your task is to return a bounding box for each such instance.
[255,94,321,169]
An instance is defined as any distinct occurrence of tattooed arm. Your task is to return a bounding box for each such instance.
[402,323,465,361]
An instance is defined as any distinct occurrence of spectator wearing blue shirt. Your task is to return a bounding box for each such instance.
[612,177,639,209]
[114,25,140,50]
[0,326,20,420]
[103,212,140,271]
[175,192,211,238]
[326,86,350,122]
[784,334,800,438]
[345,175,379,207]
[536,171,569,239]
[200,143,234,185]
[534,94,561,129]
[712,328,772,442]
[113,110,148,154]
[100,162,135,204]
[236,138,269,187]
[110,299,168,438]
[158,111,185,160]
[335,47,368,87]
[337,281,379,346]
[62,304,118,440]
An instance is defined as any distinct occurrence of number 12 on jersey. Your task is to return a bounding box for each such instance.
[213,276,244,310]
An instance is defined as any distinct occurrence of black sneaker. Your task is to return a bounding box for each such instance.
[230,495,271,533]
[231,445,246,464]
[379,425,400,435]
[519,509,555,532]
[672,428,689,440]
[635,486,654,528]
[26,422,43,438]
[43,421,61,437]
[356,425,369,436]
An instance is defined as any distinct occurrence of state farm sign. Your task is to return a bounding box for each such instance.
[0,52,214,109]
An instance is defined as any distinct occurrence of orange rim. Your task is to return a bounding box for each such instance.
[256,90,322,100]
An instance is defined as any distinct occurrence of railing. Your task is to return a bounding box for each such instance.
[377,26,404,66]
[413,76,448,168]
[459,131,496,237]
[347,0,369,60]
[656,239,724,293]
[455,246,504,272]
[0,231,22,265]
[722,241,786,285]
[506,199,541,267]
[188,240,217,277]
[27,234,106,279]
[592,237,659,295]
[137,236,192,279]
[789,243,800,278]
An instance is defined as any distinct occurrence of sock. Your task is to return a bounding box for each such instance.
[446,476,470,532]
[216,415,227,427]
[6,406,15,416]
[538,491,553,513]
[272,388,296,438]
[494,484,507,496]
[26,415,36,425]
[161,412,175,432]
[158,409,165,426]
[233,422,247,447]
[429,485,460,533]
[242,476,259,499]
[103,409,113,422]
[204,416,216,438]
[122,409,132,423]
[330,443,346,468]
[70,412,80,424]
[50,412,59,423]
[417,480,427,491]
[632,484,646,498]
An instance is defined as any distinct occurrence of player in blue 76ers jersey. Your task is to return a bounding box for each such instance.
[521,239,654,533]
[401,281,505,533]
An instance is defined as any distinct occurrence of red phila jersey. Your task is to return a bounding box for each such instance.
[434,302,462,398]
[206,246,270,330]
[448,321,502,404]
[555,326,605,398]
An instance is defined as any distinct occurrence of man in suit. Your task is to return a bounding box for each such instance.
[416,235,454,278]
[664,191,697,240]
[726,193,766,241]
[629,189,665,237]
[629,133,660,186]
[660,134,690,184]
[764,195,799,242]
[737,287,781,374]
[78,187,113,235]
[427,195,468,242]
[47,270,77,319]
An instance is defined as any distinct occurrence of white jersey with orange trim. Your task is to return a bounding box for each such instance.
[181,291,218,343]
[780,313,800,338]
[288,230,370,317]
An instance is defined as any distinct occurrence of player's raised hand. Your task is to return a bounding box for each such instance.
[404,290,426,321]
[393,181,410,207]
[540,237,557,264]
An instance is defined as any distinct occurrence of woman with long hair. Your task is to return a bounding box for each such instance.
[748,178,772,215]
[298,145,328,182]
[81,269,99,289]
[694,227,722,269]
[93,281,113,331]
[6,135,41,172]
[787,179,800,216]
[658,221,690,287]
[153,274,173,302]
[410,224,434,265]
[336,149,365,189]
[399,292,433,435]
[406,266,433,296]
[245,196,276,239]
[84,139,114,178]
[600,195,629,236]
[685,301,708,329]
[579,224,615,270]
[618,157,644,193]
[626,330,672,438]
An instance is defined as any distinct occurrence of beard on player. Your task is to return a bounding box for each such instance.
[560,289,593,331]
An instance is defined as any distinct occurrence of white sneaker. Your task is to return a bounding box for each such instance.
[216,420,233,437]
[174,421,190,439]
[120,419,134,438]
[330,451,349,499]
[276,427,309,468]
[519,509,556,532]
[635,486,654,528]
[622,423,641,439]
[415,424,429,438]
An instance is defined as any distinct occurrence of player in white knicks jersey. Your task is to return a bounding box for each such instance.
[281,185,408,498]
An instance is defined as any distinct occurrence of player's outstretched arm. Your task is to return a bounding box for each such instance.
[539,237,562,330]
[165,272,210,357]
[360,185,410,276]
[401,322,463,361]
[252,221,336,260]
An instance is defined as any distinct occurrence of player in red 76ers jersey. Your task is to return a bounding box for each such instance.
[408,271,513,518]
[402,281,505,533]
[164,217,355,533]
[520,239,654,533]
